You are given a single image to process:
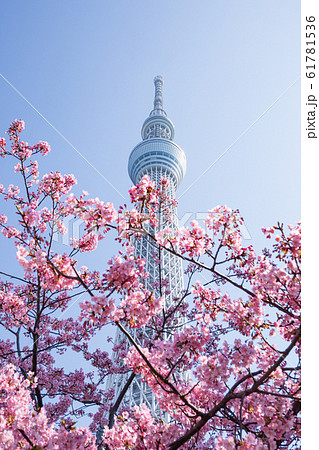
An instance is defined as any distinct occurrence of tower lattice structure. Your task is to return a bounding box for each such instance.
[107,76,187,417]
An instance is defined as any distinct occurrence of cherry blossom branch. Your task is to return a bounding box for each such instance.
[168,326,301,449]
[18,428,34,447]
[0,271,37,286]
[143,228,256,298]
[108,371,135,428]
[116,321,204,418]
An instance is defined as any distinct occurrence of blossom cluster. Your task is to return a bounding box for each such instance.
[0,364,97,449]
[0,121,300,449]
[103,404,183,449]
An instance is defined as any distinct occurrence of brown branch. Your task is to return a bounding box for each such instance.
[168,327,301,449]
[108,371,136,428]
[116,322,203,418]
[18,428,34,447]
[143,229,256,297]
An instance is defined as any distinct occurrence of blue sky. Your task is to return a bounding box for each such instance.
[1,1,300,239]
[0,0,302,428]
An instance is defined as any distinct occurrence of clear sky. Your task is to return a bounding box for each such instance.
[1,1,300,237]
[0,0,301,427]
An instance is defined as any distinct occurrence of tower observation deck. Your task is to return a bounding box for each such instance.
[128,75,186,188]
[106,76,186,420]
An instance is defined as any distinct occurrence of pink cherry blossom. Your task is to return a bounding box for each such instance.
[0,120,300,449]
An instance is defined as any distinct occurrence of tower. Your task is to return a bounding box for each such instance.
[108,76,186,418]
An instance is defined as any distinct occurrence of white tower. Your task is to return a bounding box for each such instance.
[108,76,186,418]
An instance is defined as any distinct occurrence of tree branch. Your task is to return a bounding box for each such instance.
[168,327,301,449]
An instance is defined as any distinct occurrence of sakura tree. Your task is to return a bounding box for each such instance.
[0,121,300,449]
